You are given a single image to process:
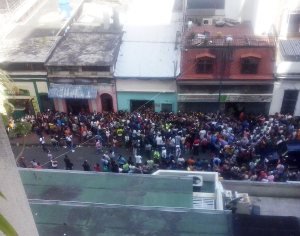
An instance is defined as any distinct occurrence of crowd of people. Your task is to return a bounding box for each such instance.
[14,109,300,182]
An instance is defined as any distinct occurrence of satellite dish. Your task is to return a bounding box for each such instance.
[225,36,233,43]
[215,20,225,27]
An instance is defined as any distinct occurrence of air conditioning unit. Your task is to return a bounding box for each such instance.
[188,175,203,192]
[202,18,213,25]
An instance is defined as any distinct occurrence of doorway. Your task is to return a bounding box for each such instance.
[130,100,154,112]
[101,93,113,112]
[66,99,89,114]
[281,90,299,115]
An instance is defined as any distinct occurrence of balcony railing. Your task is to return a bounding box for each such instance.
[186,35,275,48]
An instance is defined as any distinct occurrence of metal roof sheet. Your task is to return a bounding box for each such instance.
[280,40,300,60]
[48,83,97,99]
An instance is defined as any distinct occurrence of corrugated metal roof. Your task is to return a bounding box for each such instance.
[48,84,97,99]
[114,14,182,78]
[280,40,300,60]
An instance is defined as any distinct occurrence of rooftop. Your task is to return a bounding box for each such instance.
[185,23,275,48]
[20,169,193,208]
[0,36,59,63]
[222,180,300,218]
[30,201,231,236]
[46,32,122,66]
[20,169,232,236]
[0,0,82,63]
[280,40,300,61]
[45,0,123,67]
[114,0,182,78]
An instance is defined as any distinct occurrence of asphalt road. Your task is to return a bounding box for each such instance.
[12,145,133,171]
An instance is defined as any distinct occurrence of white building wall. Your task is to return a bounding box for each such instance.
[116,79,176,93]
[225,0,285,35]
[269,81,300,116]
[295,96,300,116]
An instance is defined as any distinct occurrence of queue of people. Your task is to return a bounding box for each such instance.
[15,110,300,182]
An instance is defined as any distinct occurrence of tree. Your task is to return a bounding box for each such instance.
[0,69,39,235]
[10,121,32,160]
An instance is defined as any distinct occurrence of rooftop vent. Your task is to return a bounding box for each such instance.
[202,18,213,25]
[215,20,225,27]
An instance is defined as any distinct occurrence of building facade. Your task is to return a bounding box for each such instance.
[0,0,83,117]
[178,21,275,114]
[114,3,182,113]
[269,5,300,116]
[270,40,300,116]
[0,37,59,117]
[45,1,123,114]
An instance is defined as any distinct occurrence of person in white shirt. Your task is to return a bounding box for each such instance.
[135,155,142,166]
[39,136,47,152]
[161,147,167,159]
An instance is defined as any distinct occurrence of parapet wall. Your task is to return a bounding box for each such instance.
[222,181,300,198]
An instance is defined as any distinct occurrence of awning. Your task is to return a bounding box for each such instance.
[178,94,272,102]
[48,84,97,99]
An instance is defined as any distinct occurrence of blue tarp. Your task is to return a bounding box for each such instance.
[287,142,300,153]
[48,84,97,99]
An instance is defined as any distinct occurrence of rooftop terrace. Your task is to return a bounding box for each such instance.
[185,23,275,48]
[20,169,232,235]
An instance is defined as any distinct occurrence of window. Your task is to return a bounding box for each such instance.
[187,0,225,9]
[196,57,214,74]
[161,104,172,112]
[82,66,110,72]
[0,63,44,71]
[281,90,299,115]
[288,13,300,36]
[241,57,259,74]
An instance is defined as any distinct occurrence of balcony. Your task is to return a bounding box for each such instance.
[186,35,275,48]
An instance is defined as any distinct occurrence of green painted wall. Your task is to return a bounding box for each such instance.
[117,92,177,113]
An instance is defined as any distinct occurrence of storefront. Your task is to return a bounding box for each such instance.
[178,93,272,114]
[116,79,178,113]
[48,83,117,113]
[117,92,177,113]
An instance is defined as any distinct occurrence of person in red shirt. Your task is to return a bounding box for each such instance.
[35,162,43,169]
[193,137,200,156]
[94,163,101,172]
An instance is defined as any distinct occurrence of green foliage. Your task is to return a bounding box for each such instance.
[0,192,18,236]
[0,214,18,236]
[0,69,15,115]
[1,114,8,127]
[9,122,32,138]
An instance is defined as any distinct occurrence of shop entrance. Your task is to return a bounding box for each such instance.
[130,100,154,112]
[100,93,113,112]
[66,99,89,114]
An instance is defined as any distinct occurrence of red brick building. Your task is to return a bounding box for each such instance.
[178,22,276,114]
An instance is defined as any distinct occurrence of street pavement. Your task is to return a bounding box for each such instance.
[12,144,133,171]
[10,133,211,171]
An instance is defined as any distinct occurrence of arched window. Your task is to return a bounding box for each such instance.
[195,53,216,74]
[240,54,261,74]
